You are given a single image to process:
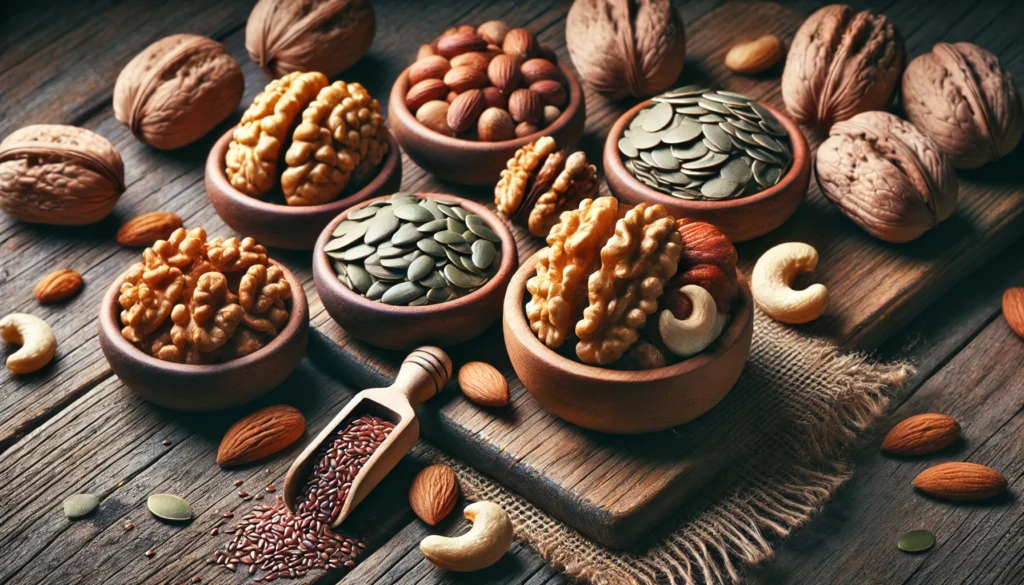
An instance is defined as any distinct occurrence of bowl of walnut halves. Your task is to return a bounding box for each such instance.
[206,72,403,250]
[98,228,309,411]
[503,196,753,434]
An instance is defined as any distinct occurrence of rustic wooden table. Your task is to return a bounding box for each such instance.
[2,1,1023,584]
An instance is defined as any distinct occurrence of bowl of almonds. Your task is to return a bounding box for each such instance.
[388,22,586,185]
[603,86,811,242]
[206,72,402,250]
[313,192,518,350]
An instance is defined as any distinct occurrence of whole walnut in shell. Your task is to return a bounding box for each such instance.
[113,34,243,150]
[782,5,905,132]
[246,0,375,79]
[0,125,125,225]
[816,111,958,243]
[565,0,686,99]
[902,42,1024,169]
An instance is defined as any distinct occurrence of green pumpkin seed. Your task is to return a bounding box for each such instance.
[366,280,392,300]
[63,493,99,519]
[434,231,466,245]
[898,530,935,553]
[426,286,453,303]
[407,295,430,306]
[394,203,435,223]
[364,208,398,244]
[347,205,379,220]
[341,244,375,262]
[390,223,423,246]
[420,271,448,289]
[447,242,473,254]
[471,239,496,269]
[328,223,368,249]
[148,494,191,522]
[365,263,405,281]
[381,281,425,305]
[417,238,446,257]
[419,198,444,220]
[417,218,448,233]
[381,256,413,269]
[437,203,460,220]
[466,221,500,243]
[347,264,373,293]
[376,245,408,259]
[407,255,435,281]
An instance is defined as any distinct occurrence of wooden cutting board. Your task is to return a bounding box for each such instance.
[309,2,1024,548]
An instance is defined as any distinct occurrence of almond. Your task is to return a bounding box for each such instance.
[416,44,436,61]
[449,51,492,72]
[416,100,454,136]
[458,361,510,407]
[34,269,83,304]
[447,89,484,133]
[725,34,785,75]
[446,91,458,104]
[520,58,561,85]
[408,55,451,85]
[503,28,535,61]
[406,78,448,112]
[436,30,487,59]
[116,211,183,247]
[530,79,567,107]
[515,121,540,138]
[913,462,1007,501]
[443,65,488,94]
[409,464,460,526]
[542,105,561,126]
[216,405,306,468]
[881,413,960,456]
[1002,287,1024,339]
[508,88,542,124]
[481,87,507,110]
[477,108,516,143]
[477,20,510,46]
[487,54,520,95]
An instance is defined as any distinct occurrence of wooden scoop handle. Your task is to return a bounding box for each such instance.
[392,346,452,408]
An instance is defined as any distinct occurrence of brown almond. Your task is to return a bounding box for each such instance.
[408,55,451,86]
[913,462,1007,501]
[1002,287,1024,339]
[477,20,510,46]
[445,91,459,104]
[449,51,492,72]
[443,66,488,94]
[447,89,485,133]
[503,28,535,61]
[34,269,83,304]
[216,405,306,468]
[508,88,542,124]
[406,78,448,112]
[436,30,487,58]
[487,54,520,95]
[515,121,540,138]
[116,211,183,247]
[416,44,436,61]
[725,35,785,74]
[881,413,960,456]
[542,105,561,127]
[416,100,455,136]
[481,87,507,110]
[530,79,567,108]
[408,464,460,526]
[458,361,510,407]
[477,108,516,143]
[520,58,561,85]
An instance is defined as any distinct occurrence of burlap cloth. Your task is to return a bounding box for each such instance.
[422,311,912,585]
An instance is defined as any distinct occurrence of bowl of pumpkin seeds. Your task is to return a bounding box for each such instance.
[313,192,518,350]
[603,86,811,242]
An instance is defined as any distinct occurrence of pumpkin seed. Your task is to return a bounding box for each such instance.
[347,264,373,293]
[471,239,496,269]
[341,244,374,262]
[427,286,453,303]
[420,271,448,288]
[407,255,435,281]
[417,238,446,257]
[390,223,423,246]
[898,530,935,553]
[434,230,466,245]
[417,219,448,233]
[148,493,191,522]
[347,205,379,220]
[63,493,99,519]
[394,203,434,223]
[381,281,425,305]
[366,280,392,300]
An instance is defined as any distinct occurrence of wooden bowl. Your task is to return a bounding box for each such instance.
[388,62,586,186]
[205,128,403,250]
[503,252,754,434]
[98,261,309,411]
[313,193,518,350]
[603,99,810,242]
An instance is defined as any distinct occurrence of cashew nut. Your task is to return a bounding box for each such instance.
[659,285,728,357]
[419,501,513,572]
[1,313,57,374]
[751,242,829,324]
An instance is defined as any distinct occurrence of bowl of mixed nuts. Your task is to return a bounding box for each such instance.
[388,22,586,185]
[313,192,518,350]
[502,197,754,434]
[603,86,810,242]
[98,228,309,411]
[205,72,403,250]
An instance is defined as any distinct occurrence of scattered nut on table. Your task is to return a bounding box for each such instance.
[751,242,829,324]
[1,313,57,374]
[408,464,460,526]
[420,501,514,572]
[34,269,83,305]
[725,35,784,74]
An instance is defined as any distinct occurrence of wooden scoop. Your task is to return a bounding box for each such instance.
[283,346,451,527]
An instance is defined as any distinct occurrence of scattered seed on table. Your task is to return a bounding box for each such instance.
[144,550,155,558]
[210,527,219,536]
[147,494,191,522]
[63,494,99,519]
[898,529,935,553]
[265,485,276,493]
[162,439,171,446]
[123,521,134,531]
[232,479,242,487]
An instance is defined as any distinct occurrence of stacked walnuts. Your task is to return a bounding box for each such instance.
[118,228,291,365]
[407,22,568,141]
[526,197,739,369]
[225,72,389,206]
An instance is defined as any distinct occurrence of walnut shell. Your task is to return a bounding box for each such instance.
[113,34,243,150]
[902,42,1024,169]
[565,0,686,99]
[246,0,375,79]
[0,125,125,225]
[816,111,957,243]
[781,5,905,132]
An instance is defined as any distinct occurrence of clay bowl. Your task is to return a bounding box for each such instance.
[313,193,518,350]
[503,252,754,434]
[98,261,309,411]
[205,128,403,250]
[388,61,586,186]
[603,98,810,242]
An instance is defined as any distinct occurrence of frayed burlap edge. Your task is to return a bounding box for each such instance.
[422,313,913,585]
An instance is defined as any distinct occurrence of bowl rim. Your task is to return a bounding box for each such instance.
[99,259,308,374]
[505,250,753,383]
[603,96,809,211]
[389,60,584,151]
[206,128,403,218]
[313,192,518,315]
